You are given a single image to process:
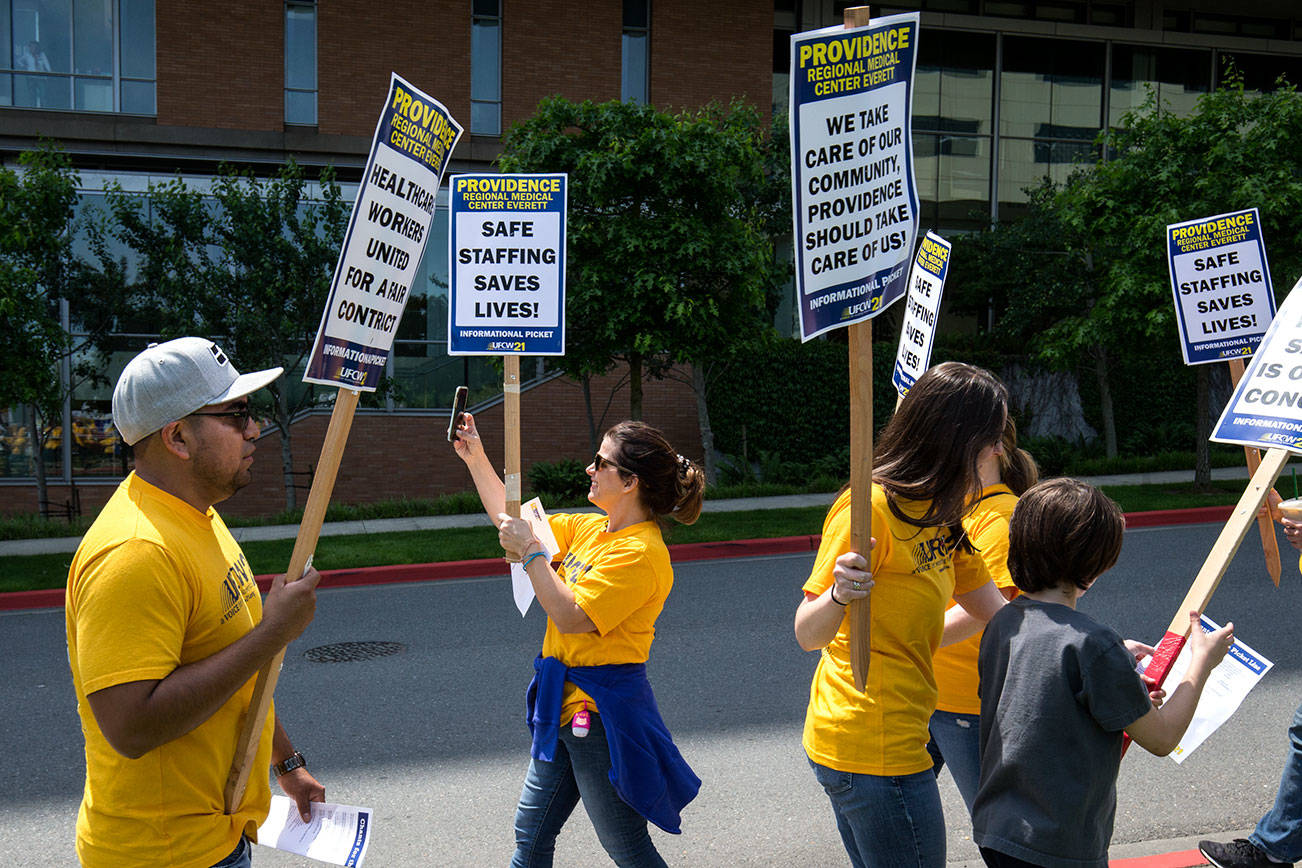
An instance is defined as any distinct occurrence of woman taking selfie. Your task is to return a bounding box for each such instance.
[453,414,704,868]
[794,361,1011,868]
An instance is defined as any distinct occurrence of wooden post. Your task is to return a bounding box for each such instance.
[1144,447,1289,689]
[1228,358,1282,586]
[224,387,360,813]
[504,355,522,521]
[845,4,874,693]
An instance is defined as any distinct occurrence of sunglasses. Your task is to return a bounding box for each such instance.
[592,452,632,475]
[189,406,256,430]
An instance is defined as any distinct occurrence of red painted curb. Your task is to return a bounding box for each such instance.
[0,508,1239,613]
[1109,848,1206,867]
[1124,506,1233,528]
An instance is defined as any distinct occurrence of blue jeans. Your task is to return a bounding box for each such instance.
[927,709,982,815]
[210,836,251,868]
[511,713,666,868]
[1251,700,1302,862]
[808,757,946,868]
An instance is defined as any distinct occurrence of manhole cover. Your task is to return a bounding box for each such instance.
[304,641,406,663]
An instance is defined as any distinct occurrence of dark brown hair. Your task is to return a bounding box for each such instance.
[999,416,1039,496]
[1008,478,1124,593]
[605,421,705,525]
[873,361,1008,544]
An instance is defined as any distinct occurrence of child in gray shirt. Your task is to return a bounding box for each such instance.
[973,478,1233,868]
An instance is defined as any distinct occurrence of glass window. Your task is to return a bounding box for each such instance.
[1000,36,1104,140]
[285,0,316,125]
[622,0,649,104]
[1109,45,1211,126]
[2,0,154,112]
[1215,51,1302,94]
[914,29,995,137]
[471,0,501,135]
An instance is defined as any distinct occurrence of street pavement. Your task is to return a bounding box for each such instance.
[4,516,1302,866]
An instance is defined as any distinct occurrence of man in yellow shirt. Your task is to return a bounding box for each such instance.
[66,337,325,868]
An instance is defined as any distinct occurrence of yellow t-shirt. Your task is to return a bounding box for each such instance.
[933,484,1019,715]
[543,512,673,724]
[65,473,275,868]
[802,485,992,776]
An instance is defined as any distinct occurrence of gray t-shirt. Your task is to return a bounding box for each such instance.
[972,597,1153,868]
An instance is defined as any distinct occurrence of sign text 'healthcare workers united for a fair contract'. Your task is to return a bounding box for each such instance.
[304,73,462,390]
[789,12,920,341]
[448,173,567,356]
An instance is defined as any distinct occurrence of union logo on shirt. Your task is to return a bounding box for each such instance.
[910,535,956,575]
[558,551,594,585]
[219,553,258,624]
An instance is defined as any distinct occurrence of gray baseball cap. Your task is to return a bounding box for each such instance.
[111,337,284,446]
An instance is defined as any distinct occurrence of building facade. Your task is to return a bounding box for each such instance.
[3,0,1301,514]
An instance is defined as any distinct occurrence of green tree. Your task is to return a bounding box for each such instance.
[952,73,1302,483]
[497,97,787,480]
[0,144,119,515]
[97,160,348,509]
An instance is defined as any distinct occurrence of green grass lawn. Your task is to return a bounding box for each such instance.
[1,484,1284,595]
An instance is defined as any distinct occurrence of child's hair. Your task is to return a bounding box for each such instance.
[604,420,705,525]
[874,361,1008,543]
[999,417,1039,496]
[1008,478,1123,592]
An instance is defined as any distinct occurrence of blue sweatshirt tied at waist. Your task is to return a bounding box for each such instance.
[525,655,701,834]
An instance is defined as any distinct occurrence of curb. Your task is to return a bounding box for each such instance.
[0,506,1237,614]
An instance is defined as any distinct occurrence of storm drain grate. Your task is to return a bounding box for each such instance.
[304,641,406,663]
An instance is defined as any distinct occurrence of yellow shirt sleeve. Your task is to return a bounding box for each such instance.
[73,538,193,695]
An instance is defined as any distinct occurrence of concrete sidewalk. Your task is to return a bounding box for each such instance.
[1,466,1276,557]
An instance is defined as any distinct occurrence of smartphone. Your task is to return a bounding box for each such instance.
[446,386,469,442]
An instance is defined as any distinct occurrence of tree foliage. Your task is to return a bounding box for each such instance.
[0,143,119,513]
[497,97,787,410]
[95,161,348,508]
[950,72,1302,477]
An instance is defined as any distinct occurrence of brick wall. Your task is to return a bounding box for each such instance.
[503,0,622,127]
[317,0,470,139]
[157,2,284,130]
[0,366,702,519]
[651,0,773,117]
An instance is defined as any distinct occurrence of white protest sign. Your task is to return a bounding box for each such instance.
[448,174,567,356]
[304,73,462,390]
[1167,208,1275,366]
[891,231,950,397]
[789,12,920,341]
[509,497,559,616]
[1144,616,1273,764]
[1212,278,1302,452]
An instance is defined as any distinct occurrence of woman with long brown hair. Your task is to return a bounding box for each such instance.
[453,416,704,868]
[794,361,1011,868]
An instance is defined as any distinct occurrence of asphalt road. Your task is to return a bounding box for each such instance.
[4,521,1302,866]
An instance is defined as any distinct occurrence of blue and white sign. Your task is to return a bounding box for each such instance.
[1167,208,1275,366]
[448,174,566,356]
[1212,278,1302,453]
[789,12,920,342]
[304,73,462,390]
[892,231,950,398]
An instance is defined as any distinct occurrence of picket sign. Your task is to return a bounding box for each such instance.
[224,73,462,812]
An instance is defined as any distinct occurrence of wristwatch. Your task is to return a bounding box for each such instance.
[272,751,307,777]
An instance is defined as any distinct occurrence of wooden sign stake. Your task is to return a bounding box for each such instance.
[504,355,522,520]
[224,387,360,813]
[844,5,875,694]
[1228,357,1282,586]
[1138,447,1289,700]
